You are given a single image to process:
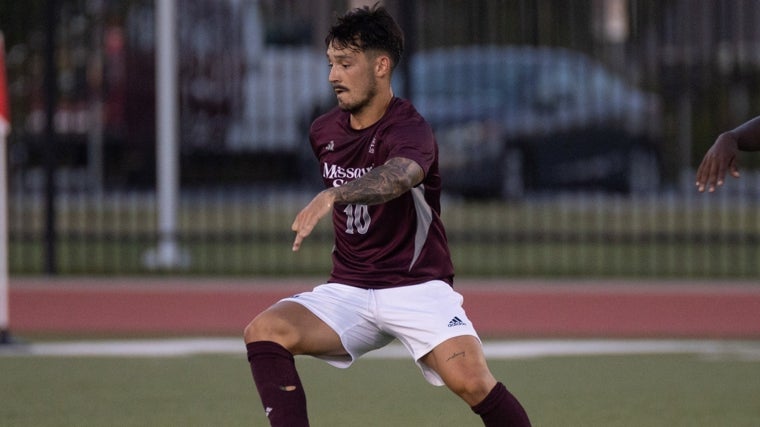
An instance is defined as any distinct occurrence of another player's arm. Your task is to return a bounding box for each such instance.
[697,116,760,192]
[291,157,423,251]
[729,116,760,151]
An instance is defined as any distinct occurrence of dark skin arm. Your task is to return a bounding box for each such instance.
[696,116,760,192]
[291,156,424,251]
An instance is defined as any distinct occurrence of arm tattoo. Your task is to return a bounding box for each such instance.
[330,157,424,205]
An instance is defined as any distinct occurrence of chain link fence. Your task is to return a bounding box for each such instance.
[3,0,760,277]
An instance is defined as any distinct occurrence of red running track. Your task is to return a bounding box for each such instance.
[7,277,760,338]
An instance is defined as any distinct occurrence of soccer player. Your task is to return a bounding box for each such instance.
[243,4,531,427]
[697,115,760,192]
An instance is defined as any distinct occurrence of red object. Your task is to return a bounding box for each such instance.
[0,32,10,134]
[8,278,760,337]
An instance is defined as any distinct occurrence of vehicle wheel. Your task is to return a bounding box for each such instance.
[500,148,525,199]
[627,146,661,195]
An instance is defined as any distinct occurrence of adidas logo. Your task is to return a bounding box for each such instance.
[448,316,466,327]
[265,407,272,418]
[368,136,376,153]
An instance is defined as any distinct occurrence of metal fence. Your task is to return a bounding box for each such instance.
[3,0,760,277]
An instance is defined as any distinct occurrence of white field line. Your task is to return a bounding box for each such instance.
[1,338,760,360]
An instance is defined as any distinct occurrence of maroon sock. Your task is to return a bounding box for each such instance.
[246,341,309,427]
[471,382,531,427]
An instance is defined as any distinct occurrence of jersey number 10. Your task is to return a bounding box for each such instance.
[344,204,371,235]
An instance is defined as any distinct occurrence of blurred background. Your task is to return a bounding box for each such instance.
[1,0,759,278]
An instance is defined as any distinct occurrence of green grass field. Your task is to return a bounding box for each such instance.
[2,342,760,426]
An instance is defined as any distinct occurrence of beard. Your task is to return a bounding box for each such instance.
[337,76,378,115]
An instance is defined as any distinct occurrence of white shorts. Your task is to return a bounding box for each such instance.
[282,279,480,386]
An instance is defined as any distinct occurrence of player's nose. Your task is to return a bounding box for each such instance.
[328,70,340,85]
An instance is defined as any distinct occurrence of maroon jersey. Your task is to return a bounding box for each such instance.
[309,97,455,289]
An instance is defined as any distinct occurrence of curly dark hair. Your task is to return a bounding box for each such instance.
[325,3,404,70]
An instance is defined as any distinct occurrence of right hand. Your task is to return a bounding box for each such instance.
[696,133,740,193]
[291,190,336,252]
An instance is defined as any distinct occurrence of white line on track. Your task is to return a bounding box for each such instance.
[2,338,760,360]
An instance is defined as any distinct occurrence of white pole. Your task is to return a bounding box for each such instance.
[143,0,188,269]
[0,126,8,340]
[0,31,11,341]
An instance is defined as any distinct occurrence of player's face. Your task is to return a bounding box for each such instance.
[326,44,378,114]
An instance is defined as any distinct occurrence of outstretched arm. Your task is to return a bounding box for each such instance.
[696,116,760,193]
[291,157,423,251]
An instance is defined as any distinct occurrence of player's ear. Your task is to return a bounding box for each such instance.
[375,54,391,78]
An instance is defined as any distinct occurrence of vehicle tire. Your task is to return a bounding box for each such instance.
[500,148,525,199]
[627,146,661,195]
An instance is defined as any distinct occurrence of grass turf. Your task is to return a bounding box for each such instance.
[1,350,759,426]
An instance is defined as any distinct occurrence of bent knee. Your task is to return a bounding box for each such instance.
[243,312,296,346]
[447,374,497,405]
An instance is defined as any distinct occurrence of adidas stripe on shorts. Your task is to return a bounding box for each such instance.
[282,279,480,386]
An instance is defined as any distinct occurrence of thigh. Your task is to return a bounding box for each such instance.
[281,284,394,362]
[247,300,347,357]
[375,281,483,385]
[421,335,497,404]
[421,335,493,384]
[377,280,478,362]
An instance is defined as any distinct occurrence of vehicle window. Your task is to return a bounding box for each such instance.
[414,55,530,110]
[532,57,582,111]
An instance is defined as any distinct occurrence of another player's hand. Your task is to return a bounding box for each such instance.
[696,133,741,193]
[291,190,336,251]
